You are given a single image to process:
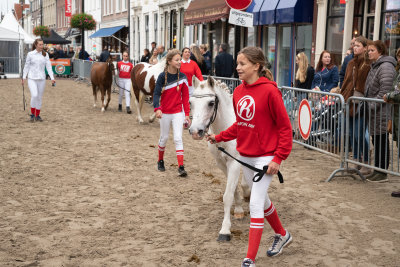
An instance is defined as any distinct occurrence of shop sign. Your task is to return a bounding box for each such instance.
[225,0,253,10]
[228,9,253,28]
[65,0,72,17]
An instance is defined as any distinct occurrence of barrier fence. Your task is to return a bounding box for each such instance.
[72,64,400,182]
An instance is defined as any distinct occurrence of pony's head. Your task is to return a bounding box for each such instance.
[106,56,116,74]
[189,76,219,140]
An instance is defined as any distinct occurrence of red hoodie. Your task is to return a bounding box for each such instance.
[215,77,292,164]
[180,59,203,86]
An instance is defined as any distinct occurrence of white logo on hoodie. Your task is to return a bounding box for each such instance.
[237,95,255,121]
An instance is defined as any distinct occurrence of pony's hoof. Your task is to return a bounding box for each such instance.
[244,196,250,202]
[101,108,105,112]
[149,118,155,123]
[234,212,245,219]
[217,234,231,242]
[93,104,97,108]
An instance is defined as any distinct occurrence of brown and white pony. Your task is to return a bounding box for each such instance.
[130,59,166,123]
[90,57,115,112]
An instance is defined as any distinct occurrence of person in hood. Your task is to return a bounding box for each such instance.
[207,47,293,267]
[364,40,397,183]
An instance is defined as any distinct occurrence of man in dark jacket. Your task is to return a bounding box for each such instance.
[56,45,66,58]
[79,48,90,60]
[99,46,110,62]
[339,37,356,86]
[215,43,234,77]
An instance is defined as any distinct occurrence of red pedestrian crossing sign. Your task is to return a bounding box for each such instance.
[298,99,312,140]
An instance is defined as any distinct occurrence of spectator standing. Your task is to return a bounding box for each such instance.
[157,45,167,60]
[66,47,75,58]
[117,51,134,114]
[149,49,159,65]
[141,49,150,63]
[99,46,110,62]
[339,37,356,86]
[340,36,371,175]
[180,47,204,96]
[207,47,293,266]
[215,43,234,77]
[295,52,314,90]
[311,50,339,92]
[48,47,58,59]
[383,47,400,197]
[191,46,208,75]
[150,42,157,55]
[56,45,66,58]
[79,48,90,60]
[364,40,397,182]
[200,44,212,74]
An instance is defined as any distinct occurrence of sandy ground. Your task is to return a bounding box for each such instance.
[0,78,399,267]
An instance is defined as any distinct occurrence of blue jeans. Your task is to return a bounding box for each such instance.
[349,116,369,162]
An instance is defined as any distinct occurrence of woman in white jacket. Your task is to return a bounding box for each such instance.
[22,38,55,122]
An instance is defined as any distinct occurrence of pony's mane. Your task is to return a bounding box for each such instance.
[214,79,232,98]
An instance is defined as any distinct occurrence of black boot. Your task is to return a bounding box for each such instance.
[126,106,131,114]
[118,104,122,112]
[178,165,187,177]
[158,160,165,171]
[30,114,35,122]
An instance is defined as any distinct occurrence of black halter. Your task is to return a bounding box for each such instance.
[191,93,219,132]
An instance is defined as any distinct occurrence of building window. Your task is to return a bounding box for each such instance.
[380,0,400,56]
[122,0,127,11]
[278,26,292,86]
[145,15,149,50]
[326,0,345,66]
[116,0,120,13]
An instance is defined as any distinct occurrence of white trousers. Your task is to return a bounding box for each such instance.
[118,78,131,107]
[28,79,46,110]
[158,112,184,151]
[240,155,274,218]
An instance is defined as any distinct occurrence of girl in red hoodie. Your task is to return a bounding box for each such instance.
[180,47,203,96]
[117,51,134,114]
[207,47,293,267]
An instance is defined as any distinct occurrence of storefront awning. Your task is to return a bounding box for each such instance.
[246,0,279,25]
[184,0,230,25]
[275,0,314,24]
[89,26,124,38]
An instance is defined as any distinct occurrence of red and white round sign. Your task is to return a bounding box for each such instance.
[298,99,312,140]
[225,0,253,10]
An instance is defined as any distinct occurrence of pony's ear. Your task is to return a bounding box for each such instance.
[207,76,215,87]
[192,76,201,88]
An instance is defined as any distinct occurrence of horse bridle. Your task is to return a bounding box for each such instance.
[191,93,219,133]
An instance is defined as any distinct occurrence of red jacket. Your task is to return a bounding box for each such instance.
[117,61,133,78]
[215,77,292,164]
[180,59,203,86]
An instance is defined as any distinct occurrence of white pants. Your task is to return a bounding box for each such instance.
[158,112,184,150]
[240,155,274,218]
[28,79,46,110]
[118,78,131,107]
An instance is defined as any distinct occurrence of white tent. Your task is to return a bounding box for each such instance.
[0,13,34,44]
[0,25,25,78]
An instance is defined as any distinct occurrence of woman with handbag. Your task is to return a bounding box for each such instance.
[364,40,397,182]
[340,36,371,175]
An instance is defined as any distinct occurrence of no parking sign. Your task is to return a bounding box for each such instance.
[298,99,312,140]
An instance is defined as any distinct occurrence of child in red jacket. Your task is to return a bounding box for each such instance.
[207,47,293,267]
[153,49,191,177]
[117,51,133,114]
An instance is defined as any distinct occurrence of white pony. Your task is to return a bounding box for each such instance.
[131,58,166,123]
[189,76,251,241]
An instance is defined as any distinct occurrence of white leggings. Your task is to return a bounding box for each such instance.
[158,112,184,150]
[240,155,274,218]
[118,78,131,107]
[28,79,46,110]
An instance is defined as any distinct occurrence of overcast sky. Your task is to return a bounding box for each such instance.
[0,0,28,17]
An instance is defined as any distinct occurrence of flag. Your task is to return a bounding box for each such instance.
[65,0,72,17]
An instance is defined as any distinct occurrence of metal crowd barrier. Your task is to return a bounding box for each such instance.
[72,59,93,81]
[327,96,400,181]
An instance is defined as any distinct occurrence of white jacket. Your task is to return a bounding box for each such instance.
[23,50,54,80]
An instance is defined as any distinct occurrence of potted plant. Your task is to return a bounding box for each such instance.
[33,25,50,38]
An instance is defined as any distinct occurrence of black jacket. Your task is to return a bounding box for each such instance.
[215,52,234,77]
[99,50,110,62]
[140,55,150,63]
[295,65,315,89]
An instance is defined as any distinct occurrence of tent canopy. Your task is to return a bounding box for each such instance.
[0,27,23,41]
[89,26,124,38]
[42,29,71,44]
[0,12,34,44]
